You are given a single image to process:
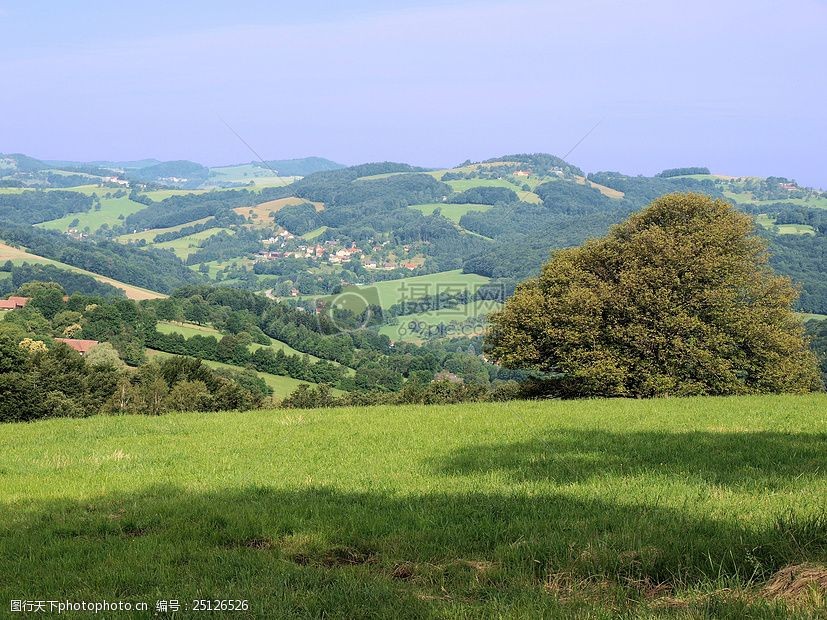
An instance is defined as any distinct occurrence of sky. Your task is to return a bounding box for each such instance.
[1,0,826,186]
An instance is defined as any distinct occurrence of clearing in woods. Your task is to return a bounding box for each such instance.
[235,197,324,226]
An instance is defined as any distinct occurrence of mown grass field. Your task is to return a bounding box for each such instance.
[379,299,502,343]
[192,257,254,279]
[139,189,209,201]
[445,178,518,192]
[156,321,334,367]
[0,242,164,300]
[117,218,214,244]
[775,224,817,236]
[1,395,825,618]
[153,228,233,260]
[303,270,491,311]
[408,203,493,224]
[145,349,336,398]
[0,184,104,196]
[37,196,149,232]
[352,269,490,309]
[725,190,827,210]
[301,226,328,240]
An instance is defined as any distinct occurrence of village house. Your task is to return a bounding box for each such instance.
[54,338,99,356]
[0,296,30,310]
[513,170,531,177]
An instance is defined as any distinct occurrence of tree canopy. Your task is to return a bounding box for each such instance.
[486,193,822,397]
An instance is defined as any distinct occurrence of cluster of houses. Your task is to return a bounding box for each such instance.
[256,238,421,272]
[66,228,89,240]
[257,239,364,265]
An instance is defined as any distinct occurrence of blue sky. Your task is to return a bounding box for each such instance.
[1,0,826,186]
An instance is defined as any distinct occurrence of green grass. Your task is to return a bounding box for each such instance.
[116,217,213,244]
[209,164,272,179]
[156,321,223,339]
[726,190,827,210]
[1,394,826,618]
[446,178,518,192]
[380,299,502,343]
[409,203,492,224]
[775,224,816,236]
[139,189,209,201]
[153,228,232,259]
[37,196,149,232]
[301,226,328,240]
[753,215,816,236]
[327,270,491,310]
[755,213,775,229]
[192,257,253,279]
[0,184,107,196]
[156,322,353,377]
[146,349,339,398]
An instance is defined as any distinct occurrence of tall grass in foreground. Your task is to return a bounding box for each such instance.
[1,394,826,618]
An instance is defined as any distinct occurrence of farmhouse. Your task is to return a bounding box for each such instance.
[54,338,99,356]
[0,296,30,310]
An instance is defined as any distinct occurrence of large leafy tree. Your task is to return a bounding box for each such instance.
[487,193,822,397]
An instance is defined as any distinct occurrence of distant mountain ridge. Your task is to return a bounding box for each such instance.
[44,158,162,170]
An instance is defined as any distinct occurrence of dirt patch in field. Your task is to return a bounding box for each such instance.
[236,197,324,226]
[574,176,625,199]
[763,563,827,601]
[243,537,275,550]
[291,546,377,568]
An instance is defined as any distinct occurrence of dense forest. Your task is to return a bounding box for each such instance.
[0,190,94,224]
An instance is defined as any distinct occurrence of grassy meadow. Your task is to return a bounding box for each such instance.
[1,394,826,618]
[116,218,214,244]
[37,196,149,232]
[139,189,209,202]
[409,203,493,224]
[153,228,233,260]
[379,299,502,343]
[144,349,336,398]
[156,321,332,365]
[352,269,490,309]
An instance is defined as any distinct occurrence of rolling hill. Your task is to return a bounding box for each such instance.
[0,241,164,300]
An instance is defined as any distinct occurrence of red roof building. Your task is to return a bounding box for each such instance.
[0,296,30,310]
[54,338,99,355]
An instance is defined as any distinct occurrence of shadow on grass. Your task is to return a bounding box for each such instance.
[1,484,824,618]
[431,429,827,489]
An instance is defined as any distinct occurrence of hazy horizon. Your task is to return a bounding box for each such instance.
[2,0,825,186]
